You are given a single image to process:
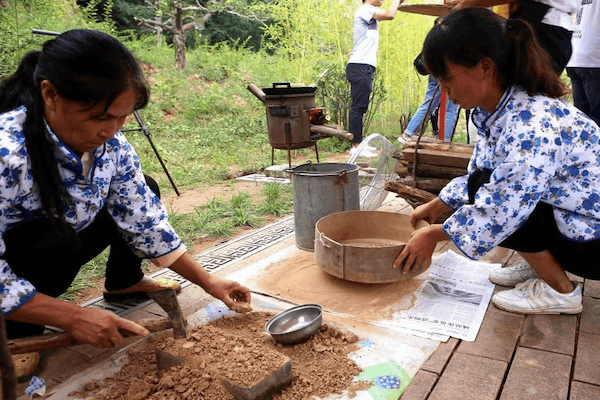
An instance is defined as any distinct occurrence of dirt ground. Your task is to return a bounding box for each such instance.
[70,312,371,400]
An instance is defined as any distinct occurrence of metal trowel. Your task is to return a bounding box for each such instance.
[155,348,182,370]
[221,356,293,400]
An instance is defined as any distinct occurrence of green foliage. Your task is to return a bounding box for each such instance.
[264,0,436,136]
[258,183,293,217]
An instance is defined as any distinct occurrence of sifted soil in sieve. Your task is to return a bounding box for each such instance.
[339,238,406,248]
[70,312,367,400]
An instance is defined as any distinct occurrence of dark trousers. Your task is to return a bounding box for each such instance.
[3,175,160,339]
[467,169,600,279]
[346,63,375,143]
[567,67,600,127]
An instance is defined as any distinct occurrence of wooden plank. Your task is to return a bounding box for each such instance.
[397,163,467,180]
[398,176,450,194]
[404,140,475,154]
[402,148,472,168]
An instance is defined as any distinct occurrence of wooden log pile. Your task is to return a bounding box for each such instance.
[385,137,474,221]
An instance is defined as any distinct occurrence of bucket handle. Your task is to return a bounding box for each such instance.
[318,232,331,249]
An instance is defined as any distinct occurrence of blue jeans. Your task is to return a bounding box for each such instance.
[406,76,460,141]
[567,67,600,127]
[346,63,375,143]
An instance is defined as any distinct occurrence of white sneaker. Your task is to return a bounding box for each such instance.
[489,260,537,287]
[364,145,376,152]
[492,278,583,315]
[397,133,413,144]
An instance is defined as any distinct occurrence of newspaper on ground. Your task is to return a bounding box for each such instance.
[375,249,500,341]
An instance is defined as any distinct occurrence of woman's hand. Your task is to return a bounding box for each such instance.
[393,225,448,275]
[201,275,252,310]
[68,308,149,348]
[167,252,252,311]
[8,293,149,349]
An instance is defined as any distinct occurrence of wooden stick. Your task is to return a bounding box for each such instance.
[7,318,176,355]
[309,124,353,140]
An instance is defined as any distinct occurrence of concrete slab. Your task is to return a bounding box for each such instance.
[580,297,600,334]
[500,347,572,400]
[569,381,600,400]
[584,279,600,298]
[428,353,507,400]
[400,370,438,400]
[420,338,459,374]
[519,314,577,356]
[457,307,524,362]
[573,332,600,385]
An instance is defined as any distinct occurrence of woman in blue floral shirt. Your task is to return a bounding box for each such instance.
[393,8,600,315]
[0,30,250,378]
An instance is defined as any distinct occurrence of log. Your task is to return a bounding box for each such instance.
[385,181,438,204]
[384,181,454,223]
[396,166,409,177]
[403,140,474,154]
[397,163,467,180]
[397,176,450,193]
[310,124,353,140]
[401,148,471,168]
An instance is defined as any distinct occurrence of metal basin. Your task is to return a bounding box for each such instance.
[314,210,429,283]
[265,304,323,345]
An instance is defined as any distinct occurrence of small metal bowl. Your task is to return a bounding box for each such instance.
[265,304,323,345]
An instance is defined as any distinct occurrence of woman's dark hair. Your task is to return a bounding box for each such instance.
[0,29,149,234]
[421,8,567,98]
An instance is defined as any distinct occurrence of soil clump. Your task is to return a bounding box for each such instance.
[70,312,367,400]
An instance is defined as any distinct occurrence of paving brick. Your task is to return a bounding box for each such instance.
[580,297,600,334]
[584,279,600,298]
[570,381,600,400]
[428,353,507,400]
[574,332,600,385]
[519,314,577,356]
[457,306,524,362]
[421,338,459,374]
[500,347,572,400]
[400,370,438,400]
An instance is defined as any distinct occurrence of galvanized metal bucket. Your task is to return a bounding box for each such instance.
[288,162,360,251]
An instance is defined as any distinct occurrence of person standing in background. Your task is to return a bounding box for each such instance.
[398,75,461,144]
[448,0,579,74]
[347,0,402,157]
[566,0,600,126]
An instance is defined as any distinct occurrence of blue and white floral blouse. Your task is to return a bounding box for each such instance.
[439,86,600,260]
[0,106,185,315]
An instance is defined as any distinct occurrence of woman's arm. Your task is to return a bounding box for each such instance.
[7,294,149,348]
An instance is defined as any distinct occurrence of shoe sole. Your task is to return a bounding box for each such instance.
[488,276,522,287]
[492,301,583,315]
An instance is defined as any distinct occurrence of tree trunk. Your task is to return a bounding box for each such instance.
[173,1,186,69]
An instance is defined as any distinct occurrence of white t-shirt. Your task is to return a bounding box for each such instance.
[348,4,379,67]
[567,0,600,68]
[537,0,579,31]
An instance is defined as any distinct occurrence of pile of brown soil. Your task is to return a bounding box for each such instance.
[70,312,369,400]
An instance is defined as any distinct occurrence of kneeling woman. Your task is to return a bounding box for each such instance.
[394,8,600,315]
[0,29,250,379]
